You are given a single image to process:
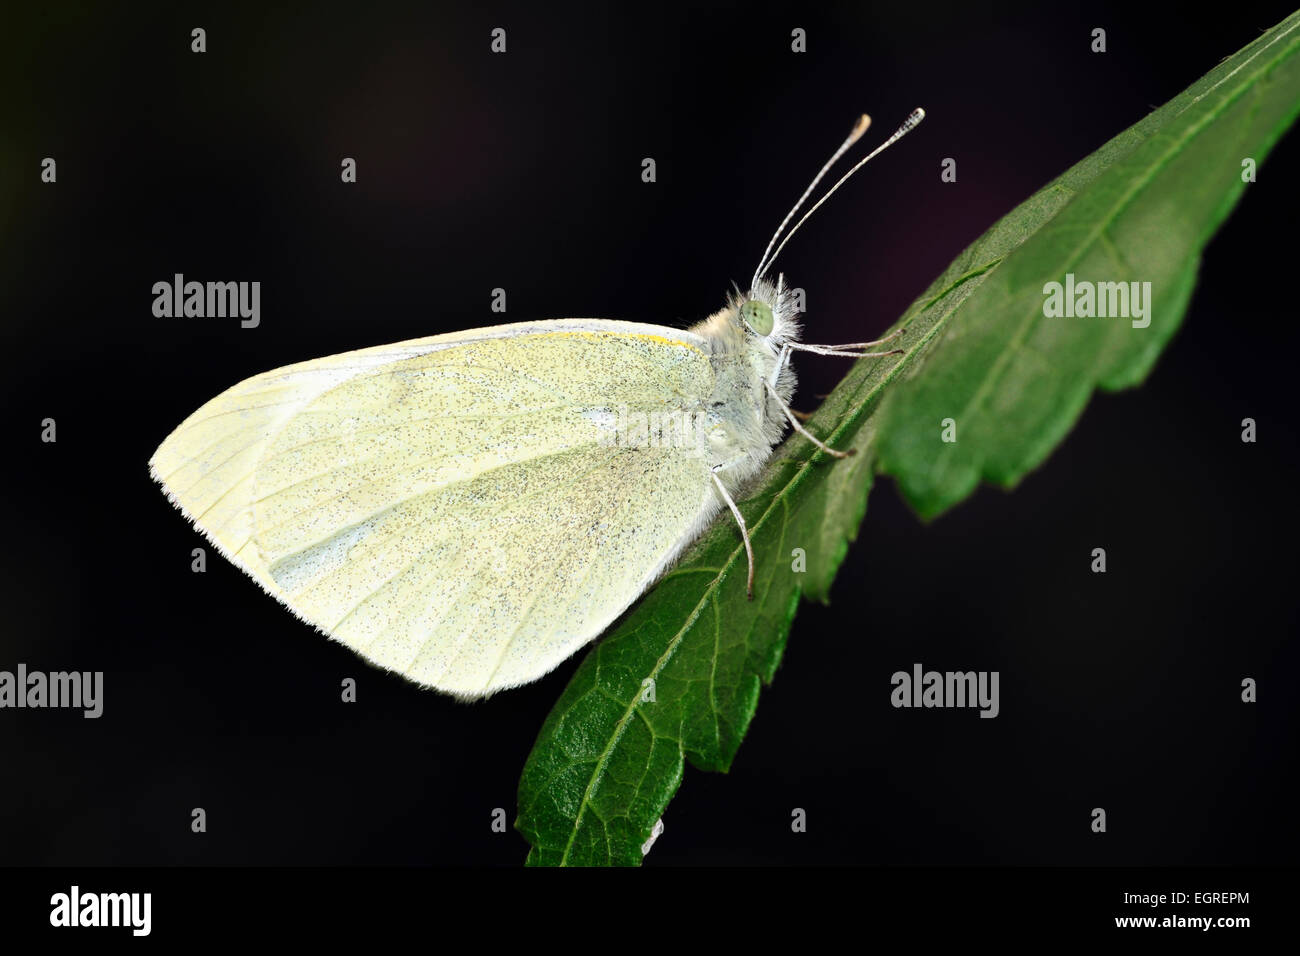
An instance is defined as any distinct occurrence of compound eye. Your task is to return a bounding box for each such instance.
[739,300,774,336]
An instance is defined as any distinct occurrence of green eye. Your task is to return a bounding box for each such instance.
[739,300,774,336]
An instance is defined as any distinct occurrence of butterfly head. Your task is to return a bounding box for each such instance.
[737,275,800,347]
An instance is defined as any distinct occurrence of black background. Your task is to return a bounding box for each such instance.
[0,0,1296,868]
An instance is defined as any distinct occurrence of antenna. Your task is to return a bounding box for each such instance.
[752,107,926,289]
[751,114,871,291]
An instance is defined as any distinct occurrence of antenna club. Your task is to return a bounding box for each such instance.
[751,107,926,288]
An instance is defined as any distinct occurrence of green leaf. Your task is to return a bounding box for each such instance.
[516,12,1300,865]
[876,14,1300,516]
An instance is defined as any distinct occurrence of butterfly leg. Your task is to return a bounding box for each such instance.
[710,463,755,600]
[766,342,822,423]
[768,341,792,390]
[765,381,853,459]
[824,325,907,348]
[770,328,907,454]
[789,325,907,358]
[788,342,904,359]
[766,342,819,420]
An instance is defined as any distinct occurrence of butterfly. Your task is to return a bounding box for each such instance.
[151,108,925,698]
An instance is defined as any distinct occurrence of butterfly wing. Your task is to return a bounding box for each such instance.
[150,320,722,697]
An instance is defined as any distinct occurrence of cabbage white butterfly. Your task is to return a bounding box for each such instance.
[150,108,925,698]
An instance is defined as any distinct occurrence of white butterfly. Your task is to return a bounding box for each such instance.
[151,109,925,698]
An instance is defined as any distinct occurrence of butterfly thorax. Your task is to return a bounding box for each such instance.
[688,283,800,491]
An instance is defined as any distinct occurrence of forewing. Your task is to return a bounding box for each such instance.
[150,321,718,696]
